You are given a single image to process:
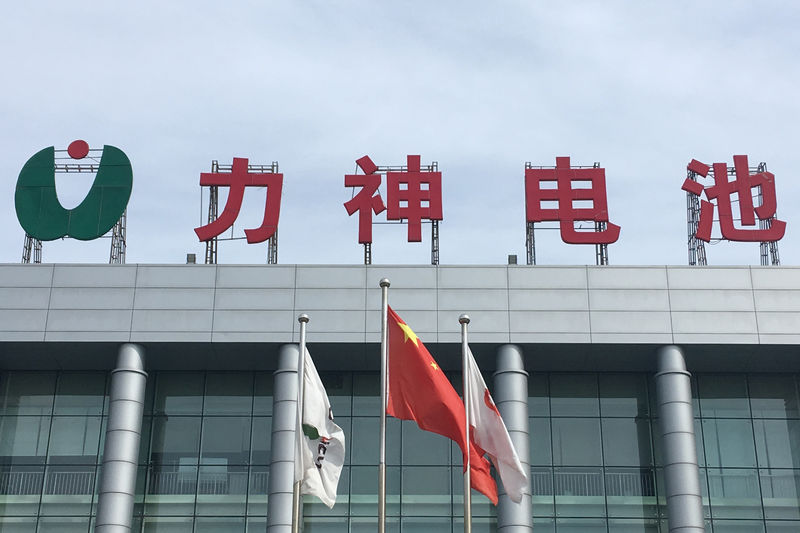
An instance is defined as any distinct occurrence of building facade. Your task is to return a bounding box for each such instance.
[0,263,799,532]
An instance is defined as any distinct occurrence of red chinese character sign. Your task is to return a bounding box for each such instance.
[344,155,442,264]
[194,158,283,264]
[682,155,785,266]
[524,157,620,265]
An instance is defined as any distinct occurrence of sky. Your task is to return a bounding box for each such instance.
[2,1,799,267]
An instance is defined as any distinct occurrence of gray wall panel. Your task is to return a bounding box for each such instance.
[295,266,365,288]
[214,288,295,310]
[438,266,507,288]
[587,266,668,289]
[589,311,672,334]
[507,266,587,289]
[1,264,799,346]
[294,288,365,311]
[668,289,755,312]
[46,309,133,331]
[49,288,135,310]
[366,266,437,288]
[52,265,137,287]
[212,310,293,333]
[0,264,54,287]
[135,265,217,288]
[0,288,51,309]
[133,288,215,309]
[588,289,669,311]
[216,265,296,288]
[131,309,214,332]
[509,289,589,311]
[0,310,48,332]
[667,267,753,290]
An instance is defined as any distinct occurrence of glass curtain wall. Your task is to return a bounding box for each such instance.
[1,370,799,532]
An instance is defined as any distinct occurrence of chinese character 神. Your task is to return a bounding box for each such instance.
[525,157,620,244]
[343,156,386,244]
[344,154,442,243]
[682,155,786,242]
[194,157,283,244]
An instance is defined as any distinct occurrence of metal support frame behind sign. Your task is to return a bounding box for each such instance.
[757,163,780,266]
[204,161,220,265]
[109,209,127,264]
[21,234,42,264]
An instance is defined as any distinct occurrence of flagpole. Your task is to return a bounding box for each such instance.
[378,278,390,533]
[459,314,472,533]
[292,313,309,533]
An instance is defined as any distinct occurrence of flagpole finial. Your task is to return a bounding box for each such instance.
[380,278,390,288]
[298,313,310,323]
[459,314,470,324]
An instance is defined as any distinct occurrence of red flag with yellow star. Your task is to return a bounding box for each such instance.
[386,306,498,504]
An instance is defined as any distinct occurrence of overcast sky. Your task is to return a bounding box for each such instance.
[2,2,798,267]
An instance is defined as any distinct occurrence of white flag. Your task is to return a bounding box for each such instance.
[296,348,345,508]
[466,347,528,503]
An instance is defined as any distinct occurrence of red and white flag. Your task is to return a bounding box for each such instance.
[466,347,528,503]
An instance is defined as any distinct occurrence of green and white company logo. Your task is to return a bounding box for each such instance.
[15,140,133,241]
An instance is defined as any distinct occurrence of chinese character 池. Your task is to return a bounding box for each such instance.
[682,155,786,242]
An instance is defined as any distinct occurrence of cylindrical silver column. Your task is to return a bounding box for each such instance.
[656,345,704,533]
[267,344,300,533]
[493,344,533,533]
[95,344,147,533]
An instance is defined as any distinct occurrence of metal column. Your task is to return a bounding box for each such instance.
[267,344,300,533]
[493,345,533,533]
[655,346,704,533]
[94,344,147,533]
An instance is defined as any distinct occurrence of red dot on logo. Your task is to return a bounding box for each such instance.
[68,140,90,159]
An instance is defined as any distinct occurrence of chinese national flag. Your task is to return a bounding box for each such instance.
[386,306,498,504]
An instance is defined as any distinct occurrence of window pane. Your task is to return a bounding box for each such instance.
[767,520,800,532]
[531,467,555,517]
[702,419,757,467]
[0,517,36,532]
[250,417,272,465]
[600,374,649,417]
[39,464,95,516]
[0,372,55,415]
[203,373,252,415]
[252,372,273,416]
[698,374,750,418]
[47,416,102,464]
[150,416,201,465]
[303,517,348,533]
[750,375,800,418]
[200,417,251,465]
[351,417,400,466]
[195,517,244,532]
[145,464,197,516]
[142,516,194,533]
[154,373,203,415]
[350,465,400,517]
[401,421,450,465]
[0,416,50,464]
[604,468,657,518]
[352,373,379,415]
[760,469,800,520]
[0,465,44,516]
[551,418,602,466]
[711,519,765,532]
[319,373,351,417]
[54,373,105,415]
[602,418,653,467]
[530,418,552,466]
[529,374,550,417]
[246,465,269,516]
[401,466,450,516]
[554,467,606,517]
[195,464,247,516]
[754,419,800,469]
[606,519,660,533]
[707,468,763,519]
[36,517,91,533]
[550,374,598,417]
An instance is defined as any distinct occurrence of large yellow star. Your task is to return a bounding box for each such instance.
[398,322,419,347]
